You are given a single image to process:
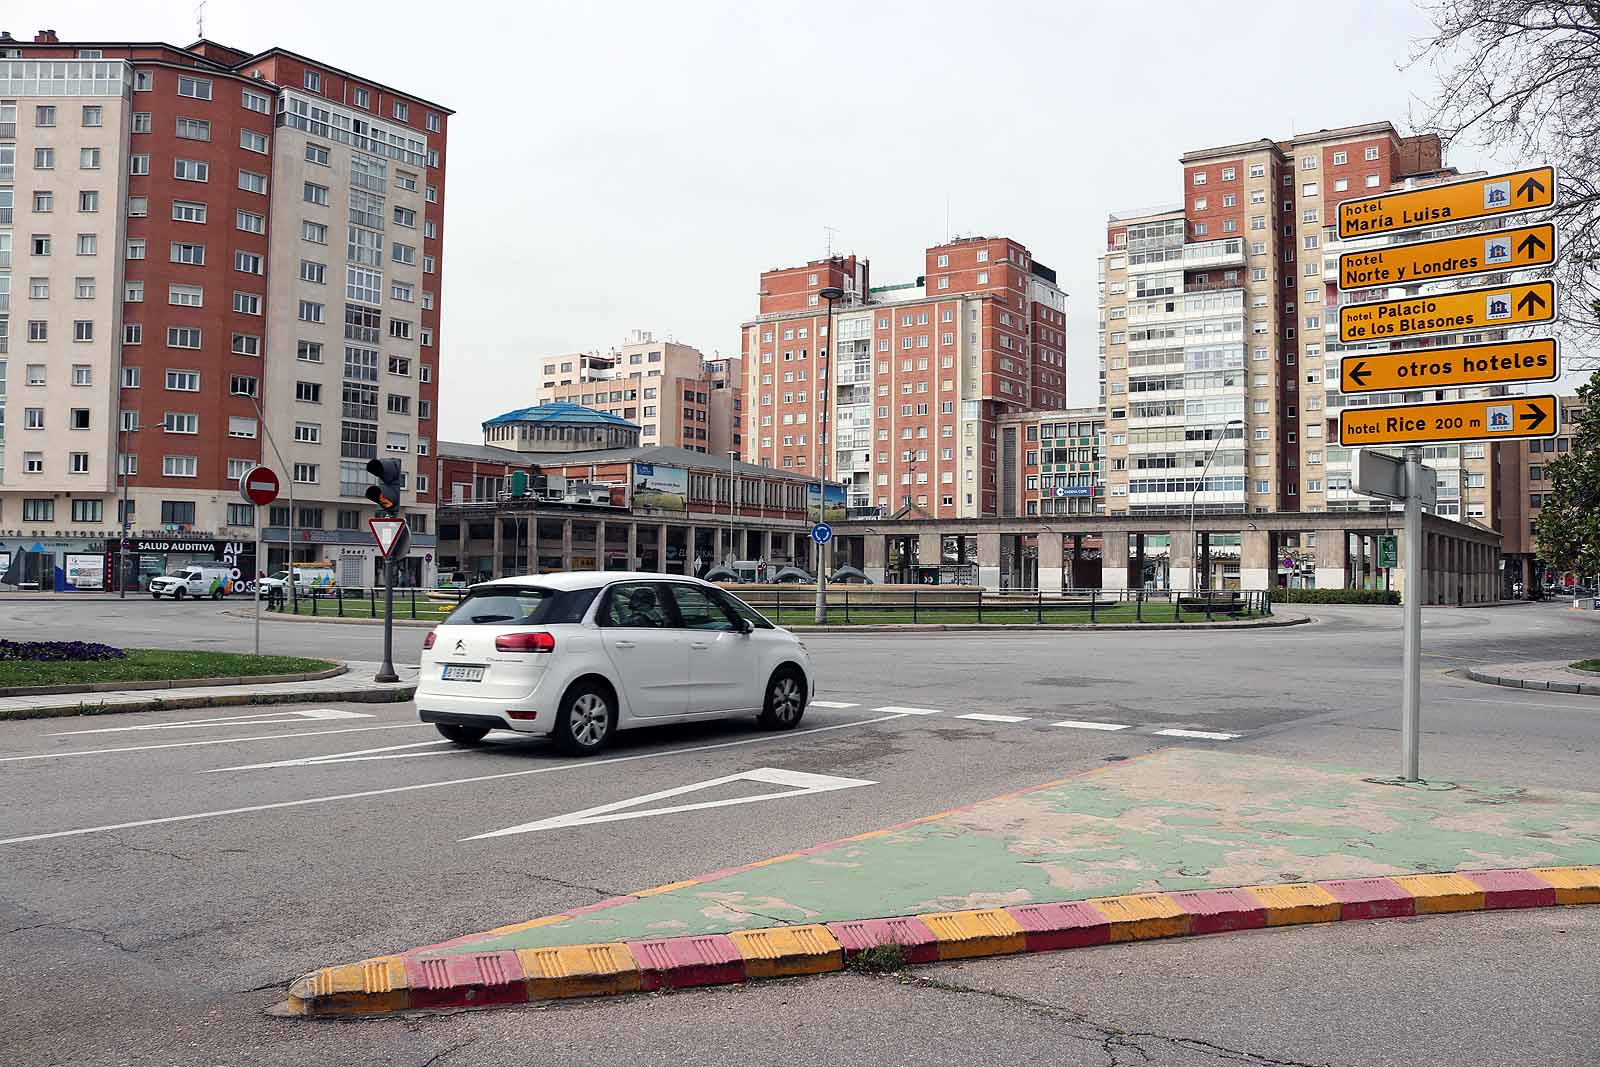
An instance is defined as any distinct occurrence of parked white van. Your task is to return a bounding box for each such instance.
[149,564,235,600]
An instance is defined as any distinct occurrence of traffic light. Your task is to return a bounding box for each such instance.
[365,458,404,515]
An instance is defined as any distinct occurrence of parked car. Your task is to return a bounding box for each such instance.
[149,564,234,600]
[258,564,338,596]
[416,572,813,756]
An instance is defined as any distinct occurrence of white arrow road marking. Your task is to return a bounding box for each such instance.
[0,712,908,847]
[464,767,876,840]
[1052,720,1134,732]
[48,708,372,736]
[1153,728,1239,741]
[205,738,469,772]
[0,723,427,763]
[957,713,1030,723]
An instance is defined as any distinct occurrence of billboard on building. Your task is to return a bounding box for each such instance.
[633,464,689,512]
[807,483,847,522]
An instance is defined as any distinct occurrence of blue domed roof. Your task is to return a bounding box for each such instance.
[482,401,638,429]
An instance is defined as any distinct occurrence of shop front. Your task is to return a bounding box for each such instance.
[104,538,258,595]
[0,536,114,591]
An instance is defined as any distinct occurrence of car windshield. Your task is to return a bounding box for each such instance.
[270,572,288,582]
[442,585,599,626]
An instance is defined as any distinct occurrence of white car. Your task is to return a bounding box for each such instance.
[417,572,813,756]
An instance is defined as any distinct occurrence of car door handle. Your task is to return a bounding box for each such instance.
[612,640,636,649]
[689,641,710,650]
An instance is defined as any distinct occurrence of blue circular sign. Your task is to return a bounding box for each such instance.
[811,522,833,545]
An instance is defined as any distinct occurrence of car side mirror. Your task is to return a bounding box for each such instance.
[736,618,755,635]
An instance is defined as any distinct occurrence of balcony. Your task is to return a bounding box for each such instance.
[1183,238,1246,270]
[834,362,872,386]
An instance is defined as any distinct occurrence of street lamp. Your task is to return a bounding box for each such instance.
[815,285,844,623]
[1189,418,1245,591]
[234,388,297,614]
[727,448,739,569]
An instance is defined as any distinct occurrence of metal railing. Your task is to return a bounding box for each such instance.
[734,586,1271,626]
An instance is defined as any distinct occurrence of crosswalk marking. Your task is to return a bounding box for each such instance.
[872,705,946,716]
[957,713,1031,724]
[809,700,860,709]
[1052,720,1134,732]
[1153,728,1240,741]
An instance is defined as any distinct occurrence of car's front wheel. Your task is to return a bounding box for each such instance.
[555,683,616,756]
[757,668,807,731]
[436,723,490,745]
[173,587,186,601]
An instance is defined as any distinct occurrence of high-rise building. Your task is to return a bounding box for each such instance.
[0,31,448,587]
[534,331,743,456]
[742,237,1069,519]
[1099,121,1500,526]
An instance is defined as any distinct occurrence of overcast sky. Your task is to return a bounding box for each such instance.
[34,0,1508,441]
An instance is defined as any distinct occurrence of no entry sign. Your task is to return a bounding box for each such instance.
[240,466,281,507]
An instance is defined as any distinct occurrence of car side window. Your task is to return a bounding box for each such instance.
[666,584,737,632]
[710,588,774,629]
[599,582,670,628]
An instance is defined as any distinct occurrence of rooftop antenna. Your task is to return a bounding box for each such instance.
[195,0,206,37]
[823,224,838,257]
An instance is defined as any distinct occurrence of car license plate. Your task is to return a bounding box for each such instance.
[441,664,485,682]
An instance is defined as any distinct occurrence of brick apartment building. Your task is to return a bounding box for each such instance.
[0,30,447,589]
[741,236,1069,519]
[1098,121,1501,528]
[535,330,742,456]
[1498,394,1585,592]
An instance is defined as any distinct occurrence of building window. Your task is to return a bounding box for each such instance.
[167,327,202,349]
[305,143,330,166]
[298,340,323,363]
[237,210,265,234]
[302,221,328,244]
[242,88,271,113]
[227,503,256,527]
[228,416,258,439]
[240,129,268,153]
[304,70,322,92]
[176,117,210,141]
[293,462,320,484]
[163,455,198,478]
[174,158,209,182]
[233,333,262,356]
[178,75,212,99]
[304,181,329,206]
[239,170,267,194]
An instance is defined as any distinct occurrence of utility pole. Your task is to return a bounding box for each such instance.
[1401,446,1423,782]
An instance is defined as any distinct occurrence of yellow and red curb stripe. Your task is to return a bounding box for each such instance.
[275,864,1600,1018]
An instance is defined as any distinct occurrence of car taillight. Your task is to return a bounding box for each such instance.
[422,630,436,650]
[496,631,556,653]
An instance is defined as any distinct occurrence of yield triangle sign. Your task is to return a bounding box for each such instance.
[463,767,876,840]
[369,517,407,557]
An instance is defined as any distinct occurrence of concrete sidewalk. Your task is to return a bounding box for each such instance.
[1467,660,1600,696]
[283,748,1600,1015]
[0,660,416,719]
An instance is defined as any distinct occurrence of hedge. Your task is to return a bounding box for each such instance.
[1269,588,1400,605]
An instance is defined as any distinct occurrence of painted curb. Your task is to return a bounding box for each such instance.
[0,684,415,721]
[224,609,439,628]
[0,662,344,698]
[1464,667,1600,697]
[274,864,1600,1018]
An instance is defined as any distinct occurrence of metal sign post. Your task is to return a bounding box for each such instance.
[239,466,281,658]
[1401,448,1425,782]
[370,518,409,684]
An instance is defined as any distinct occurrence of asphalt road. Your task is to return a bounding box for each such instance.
[2,600,1598,1064]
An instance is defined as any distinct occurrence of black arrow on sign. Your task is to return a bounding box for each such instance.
[1516,231,1547,259]
[1517,175,1546,202]
[1516,289,1547,316]
[1520,403,1549,431]
[1347,361,1371,388]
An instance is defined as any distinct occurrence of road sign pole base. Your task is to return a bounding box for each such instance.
[373,668,399,684]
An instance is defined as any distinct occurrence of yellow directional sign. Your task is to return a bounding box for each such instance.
[1338,395,1560,447]
[1338,281,1555,343]
[1338,338,1559,394]
[1337,223,1555,292]
[1338,166,1555,239]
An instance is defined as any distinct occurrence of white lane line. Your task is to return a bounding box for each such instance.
[809,700,860,709]
[0,712,912,846]
[48,708,371,736]
[205,739,460,772]
[0,723,427,763]
[872,705,944,715]
[1153,728,1239,741]
[1052,720,1134,732]
[956,713,1031,724]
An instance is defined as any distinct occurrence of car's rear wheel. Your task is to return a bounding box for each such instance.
[757,668,807,730]
[556,683,616,756]
[436,723,490,745]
